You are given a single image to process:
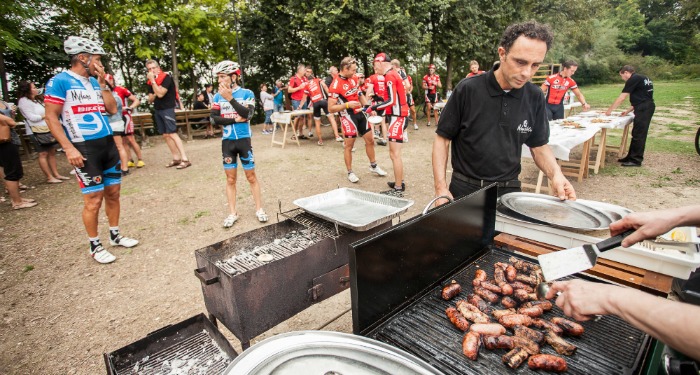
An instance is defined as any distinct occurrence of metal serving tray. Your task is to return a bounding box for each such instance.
[501,192,613,231]
[293,188,414,231]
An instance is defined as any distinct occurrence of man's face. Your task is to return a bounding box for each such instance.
[470,64,479,73]
[217,73,232,85]
[81,54,104,77]
[620,71,632,81]
[373,61,382,74]
[496,36,547,90]
[329,67,338,76]
[146,63,161,75]
[206,86,212,93]
[341,64,357,77]
[306,69,313,78]
[428,67,435,75]
[297,66,305,76]
[562,66,578,78]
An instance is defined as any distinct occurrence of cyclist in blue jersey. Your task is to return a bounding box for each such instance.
[210,60,268,228]
[44,36,139,264]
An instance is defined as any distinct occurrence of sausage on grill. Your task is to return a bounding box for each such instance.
[502,347,529,369]
[469,323,507,336]
[462,331,481,360]
[445,306,470,332]
[510,281,534,293]
[441,281,462,300]
[522,300,553,311]
[527,354,568,372]
[532,318,564,335]
[467,294,494,315]
[494,266,507,285]
[513,289,534,303]
[501,296,518,309]
[499,314,533,328]
[514,324,544,344]
[473,269,487,287]
[513,336,540,355]
[517,306,544,318]
[480,281,502,294]
[551,317,585,336]
[545,330,577,356]
[474,286,500,304]
[505,265,517,282]
[492,308,517,319]
[456,300,491,324]
[509,257,540,273]
[483,335,514,350]
[499,282,514,296]
[515,273,538,286]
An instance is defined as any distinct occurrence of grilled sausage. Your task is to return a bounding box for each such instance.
[480,281,502,294]
[514,325,544,344]
[513,336,540,355]
[532,318,564,335]
[445,306,470,332]
[469,323,506,336]
[501,296,518,309]
[494,266,507,285]
[499,282,514,296]
[515,273,538,286]
[462,331,481,361]
[441,281,462,300]
[533,269,545,285]
[509,257,540,273]
[527,354,568,372]
[467,294,494,315]
[522,300,553,311]
[545,330,577,356]
[474,286,500,304]
[456,300,491,323]
[492,308,517,319]
[551,317,585,336]
[499,314,533,328]
[513,288,531,303]
[518,306,544,318]
[483,335,514,350]
[510,281,534,293]
[502,347,529,369]
[505,265,517,282]
[473,269,487,287]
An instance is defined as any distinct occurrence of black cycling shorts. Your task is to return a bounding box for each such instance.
[222,138,255,171]
[0,142,24,181]
[73,136,121,194]
[426,92,439,104]
[406,93,414,107]
[313,100,329,119]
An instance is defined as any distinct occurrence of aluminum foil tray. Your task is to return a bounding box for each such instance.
[293,188,414,231]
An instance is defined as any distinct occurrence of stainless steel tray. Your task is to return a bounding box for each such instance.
[575,199,633,222]
[293,188,414,231]
[500,192,613,231]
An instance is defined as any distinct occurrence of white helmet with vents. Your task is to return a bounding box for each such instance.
[213,60,241,76]
[64,36,106,55]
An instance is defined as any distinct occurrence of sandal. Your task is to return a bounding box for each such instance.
[21,198,36,203]
[256,209,269,223]
[176,160,192,169]
[223,214,238,228]
[165,159,182,168]
[12,201,37,210]
[317,141,324,146]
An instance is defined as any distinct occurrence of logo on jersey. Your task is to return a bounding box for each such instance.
[517,120,532,134]
[343,84,349,90]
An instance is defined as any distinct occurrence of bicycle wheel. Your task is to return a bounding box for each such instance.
[695,127,700,156]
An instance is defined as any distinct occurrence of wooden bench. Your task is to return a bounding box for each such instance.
[14,122,34,158]
[185,109,215,139]
[132,109,215,143]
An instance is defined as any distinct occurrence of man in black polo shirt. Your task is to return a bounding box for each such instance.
[432,21,576,201]
[605,65,655,167]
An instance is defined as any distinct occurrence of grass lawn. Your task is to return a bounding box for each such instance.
[581,80,700,110]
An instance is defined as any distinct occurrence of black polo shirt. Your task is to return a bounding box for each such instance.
[436,63,549,182]
[622,73,654,107]
[147,74,177,110]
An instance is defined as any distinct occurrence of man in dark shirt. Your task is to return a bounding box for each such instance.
[605,65,655,167]
[432,21,576,202]
[146,60,191,169]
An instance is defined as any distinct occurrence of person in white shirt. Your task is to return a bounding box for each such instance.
[17,81,70,183]
[259,83,275,135]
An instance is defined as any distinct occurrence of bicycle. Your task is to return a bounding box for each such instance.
[695,126,699,156]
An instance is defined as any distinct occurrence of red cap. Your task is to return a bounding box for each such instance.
[428,64,436,70]
[374,52,391,62]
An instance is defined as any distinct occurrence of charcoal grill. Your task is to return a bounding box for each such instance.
[194,207,391,349]
[350,185,652,374]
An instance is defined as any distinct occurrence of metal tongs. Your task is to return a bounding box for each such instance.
[639,238,700,254]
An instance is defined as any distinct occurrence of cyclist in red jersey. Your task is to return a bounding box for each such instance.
[300,72,339,145]
[466,60,486,78]
[288,64,309,139]
[391,59,418,131]
[366,53,409,193]
[365,68,389,146]
[358,73,367,95]
[422,64,442,126]
[540,60,590,120]
[328,57,387,183]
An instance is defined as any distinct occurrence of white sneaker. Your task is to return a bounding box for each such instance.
[90,244,116,264]
[335,136,343,142]
[369,165,387,176]
[348,172,360,183]
[427,122,431,127]
[414,124,418,130]
[308,132,314,137]
[223,214,238,228]
[110,235,139,248]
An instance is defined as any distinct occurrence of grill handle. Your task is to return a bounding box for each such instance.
[194,267,220,286]
[422,195,454,215]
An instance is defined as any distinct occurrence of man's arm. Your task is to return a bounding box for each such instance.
[127,94,140,109]
[432,134,454,204]
[529,145,576,200]
[540,82,548,94]
[437,77,442,88]
[45,103,86,167]
[609,205,700,247]
[605,92,629,115]
[287,80,304,94]
[0,113,16,127]
[101,88,117,115]
[571,88,590,111]
[547,279,700,361]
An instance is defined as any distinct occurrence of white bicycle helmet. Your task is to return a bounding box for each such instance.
[64,36,106,55]
[213,60,241,76]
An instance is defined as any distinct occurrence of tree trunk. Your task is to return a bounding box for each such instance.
[168,29,180,88]
[445,53,453,92]
[0,52,8,101]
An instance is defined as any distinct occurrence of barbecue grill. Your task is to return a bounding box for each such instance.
[350,185,652,374]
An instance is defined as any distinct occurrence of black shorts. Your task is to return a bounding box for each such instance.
[73,136,121,194]
[339,112,370,138]
[546,103,565,121]
[113,131,125,136]
[313,100,329,119]
[426,92,439,104]
[155,108,178,134]
[406,94,414,107]
[0,142,24,181]
[222,138,255,171]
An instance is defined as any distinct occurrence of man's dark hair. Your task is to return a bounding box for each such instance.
[619,65,635,74]
[562,60,578,69]
[204,83,212,89]
[499,21,553,52]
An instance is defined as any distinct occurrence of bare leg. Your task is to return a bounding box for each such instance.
[5,180,23,205]
[381,119,388,139]
[103,184,121,227]
[47,148,67,179]
[168,133,189,161]
[244,169,264,211]
[433,104,440,125]
[344,138,356,171]
[410,106,417,126]
[329,115,340,139]
[82,191,104,237]
[37,151,58,182]
[427,103,433,124]
[126,135,143,161]
[113,135,129,172]
[363,131,376,164]
[389,142,403,186]
[225,168,238,215]
[163,134,181,160]
[315,118,323,143]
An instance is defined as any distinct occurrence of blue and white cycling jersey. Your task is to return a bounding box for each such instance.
[212,86,255,140]
[45,70,112,142]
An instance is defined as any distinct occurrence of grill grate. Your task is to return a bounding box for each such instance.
[366,248,649,375]
[278,208,348,240]
[115,330,230,375]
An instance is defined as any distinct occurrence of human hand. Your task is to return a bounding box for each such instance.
[583,103,591,111]
[347,101,362,109]
[65,147,87,168]
[434,187,454,207]
[604,109,612,116]
[94,63,106,83]
[550,173,576,200]
[546,279,618,321]
[609,209,681,247]
[219,84,233,101]
[146,72,155,82]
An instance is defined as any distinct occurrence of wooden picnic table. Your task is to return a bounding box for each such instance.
[131,109,211,144]
[270,110,312,148]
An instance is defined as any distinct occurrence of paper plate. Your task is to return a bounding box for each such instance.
[367,115,383,124]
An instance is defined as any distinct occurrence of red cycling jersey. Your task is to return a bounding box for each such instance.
[366,74,387,101]
[422,74,441,94]
[112,86,133,115]
[544,74,577,105]
[304,77,327,103]
[374,69,408,117]
[466,71,485,78]
[289,74,307,101]
[329,74,363,114]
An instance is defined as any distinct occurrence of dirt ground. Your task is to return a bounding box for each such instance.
[1,106,699,374]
